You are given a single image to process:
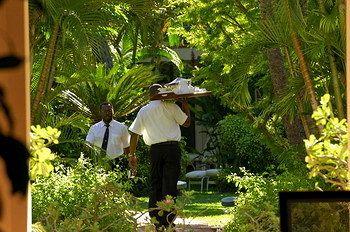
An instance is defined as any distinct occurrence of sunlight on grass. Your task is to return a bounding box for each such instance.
[182,191,233,227]
[186,215,233,227]
[137,191,234,227]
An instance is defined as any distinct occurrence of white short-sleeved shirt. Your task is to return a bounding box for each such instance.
[86,119,130,159]
[129,100,188,145]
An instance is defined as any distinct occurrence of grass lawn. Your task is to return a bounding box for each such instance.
[137,189,234,227]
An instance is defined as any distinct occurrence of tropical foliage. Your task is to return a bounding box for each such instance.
[30,125,60,180]
[304,94,349,190]
[28,0,350,230]
[169,0,346,148]
[32,156,137,231]
[29,0,177,126]
[224,168,325,232]
[217,115,276,173]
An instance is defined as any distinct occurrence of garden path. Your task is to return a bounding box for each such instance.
[136,212,222,232]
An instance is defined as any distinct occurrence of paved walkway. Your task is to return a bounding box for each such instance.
[135,212,223,232]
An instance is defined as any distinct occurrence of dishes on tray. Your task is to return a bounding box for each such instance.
[154,78,211,100]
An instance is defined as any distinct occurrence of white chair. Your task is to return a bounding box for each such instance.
[205,169,221,190]
[185,170,207,192]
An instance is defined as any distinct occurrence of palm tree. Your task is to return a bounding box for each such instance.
[30,0,114,121]
[33,63,158,158]
[61,64,158,123]
[29,0,159,124]
[315,0,344,118]
[281,0,320,115]
[259,0,304,144]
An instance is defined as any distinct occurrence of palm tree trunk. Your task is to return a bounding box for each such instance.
[317,0,345,118]
[328,48,345,118]
[291,32,319,113]
[284,47,313,137]
[297,100,311,138]
[132,21,140,65]
[338,0,346,53]
[282,0,321,131]
[31,22,60,122]
[266,47,304,144]
[259,0,304,144]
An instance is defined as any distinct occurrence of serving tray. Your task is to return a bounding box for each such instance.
[153,91,212,100]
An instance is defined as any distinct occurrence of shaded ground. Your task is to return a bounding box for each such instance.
[135,190,233,232]
[136,209,224,231]
[136,191,233,228]
[138,224,222,232]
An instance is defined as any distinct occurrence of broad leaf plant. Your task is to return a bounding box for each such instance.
[304,94,349,190]
[30,125,61,180]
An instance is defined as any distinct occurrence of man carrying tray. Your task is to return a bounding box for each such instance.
[128,84,190,231]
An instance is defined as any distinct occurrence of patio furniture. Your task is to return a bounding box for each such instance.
[185,170,207,192]
[185,169,222,192]
[205,169,221,190]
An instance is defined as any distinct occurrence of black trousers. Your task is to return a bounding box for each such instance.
[148,142,181,228]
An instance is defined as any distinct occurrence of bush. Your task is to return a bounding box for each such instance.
[32,156,137,232]
[130,139,151,197]
[224,168,322,232]
[304,94,349,190]
[214,168,239,193]
[30,125,61,180]
[217,115,276,173]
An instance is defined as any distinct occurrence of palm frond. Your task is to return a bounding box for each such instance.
[46,112,90,150]
[136,45,184,70]
[61,64,158,122]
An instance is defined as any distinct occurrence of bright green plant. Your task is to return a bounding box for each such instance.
[32,156,137,231]
[304,94,349,190]
[224,169,280,232]
[30,125,61,180]
[224,168,317,232]
[217,115,276,173]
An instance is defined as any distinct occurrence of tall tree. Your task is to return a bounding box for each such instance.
[29,0,117,123]
[29,0,160,124]
[259,0,304,145]
[315,0,344,118]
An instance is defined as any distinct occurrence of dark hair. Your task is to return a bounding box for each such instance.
[100,102,113,109]
[149,84,162,96]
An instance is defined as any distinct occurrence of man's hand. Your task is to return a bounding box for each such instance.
[179,98,190,127]
[128,154,138,176]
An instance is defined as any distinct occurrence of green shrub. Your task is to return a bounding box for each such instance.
[304,94,350,190]
[130,139,151,197]
[217,115,276,173]
[214,168,239,193]
[32,156,137,232]
[30,125,61,180]
[224,168,321,232]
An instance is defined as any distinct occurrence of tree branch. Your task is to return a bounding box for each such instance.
[221,15,247,33]
[234,0,249,15]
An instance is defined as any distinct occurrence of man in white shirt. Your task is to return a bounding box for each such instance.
[86,102,130,169]
[128,84,190,231]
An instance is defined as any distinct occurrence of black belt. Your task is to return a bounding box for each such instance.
[152,141,179,146]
